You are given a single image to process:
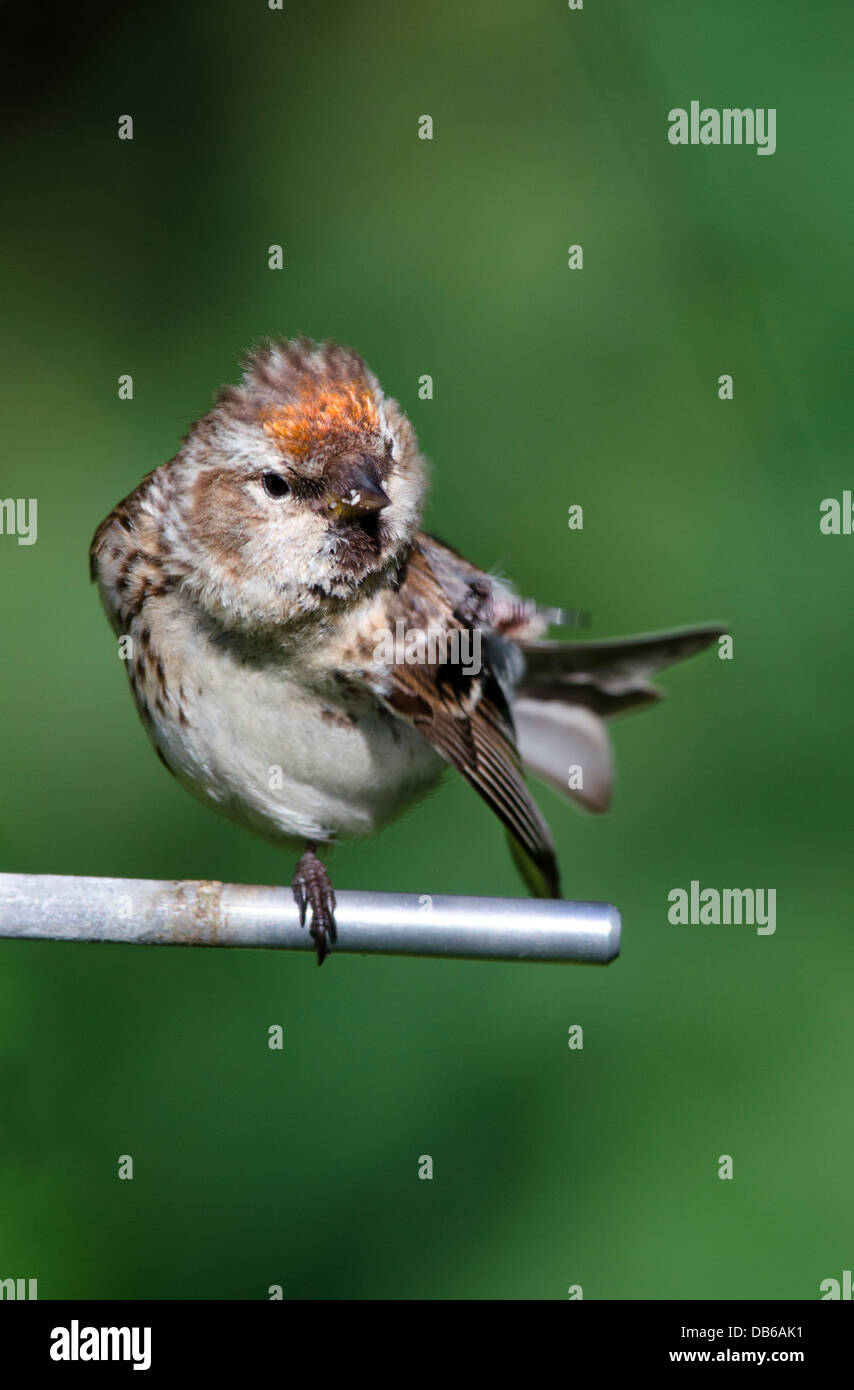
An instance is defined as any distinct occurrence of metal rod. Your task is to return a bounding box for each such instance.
[0,873,620,964]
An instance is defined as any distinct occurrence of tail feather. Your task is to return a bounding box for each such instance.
[513,623,726,812]
[517,622,726,719]
[514,699,614,813]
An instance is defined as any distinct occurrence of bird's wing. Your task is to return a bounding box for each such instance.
[372,532,560,898]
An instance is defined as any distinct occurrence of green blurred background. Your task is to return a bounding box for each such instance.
[1,0,851,1299]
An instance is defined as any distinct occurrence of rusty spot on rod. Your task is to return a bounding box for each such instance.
[157,879,226,945]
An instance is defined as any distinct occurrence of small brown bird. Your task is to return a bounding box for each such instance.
[90,337,723,963]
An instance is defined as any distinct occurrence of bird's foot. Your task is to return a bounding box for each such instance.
[292,843,337,965]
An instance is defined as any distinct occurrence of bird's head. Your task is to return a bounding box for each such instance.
[106,338,428,631]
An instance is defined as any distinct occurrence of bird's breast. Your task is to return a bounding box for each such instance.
[124,594,445,844]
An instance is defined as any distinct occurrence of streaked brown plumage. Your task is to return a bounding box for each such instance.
[91,336,724,962]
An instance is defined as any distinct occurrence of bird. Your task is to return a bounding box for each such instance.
[90,336,724,964]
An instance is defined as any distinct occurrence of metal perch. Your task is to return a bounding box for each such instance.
[0,873,620,965]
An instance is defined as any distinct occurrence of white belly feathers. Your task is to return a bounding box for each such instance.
[132,596,445,846]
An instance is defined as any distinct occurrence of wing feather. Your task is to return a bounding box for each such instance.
[379,535,560,897]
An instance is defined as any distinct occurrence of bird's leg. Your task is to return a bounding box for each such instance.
[292,841,337,965]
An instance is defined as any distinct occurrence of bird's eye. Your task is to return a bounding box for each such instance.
[262,472,290,499]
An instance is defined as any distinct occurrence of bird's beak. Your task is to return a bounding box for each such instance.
[325,456,391,519]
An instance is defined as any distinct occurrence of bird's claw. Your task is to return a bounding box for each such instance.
[291,847,337,965]
[292,874,308,927]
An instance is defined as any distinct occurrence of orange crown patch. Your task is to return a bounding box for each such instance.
[261,379,380,461]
